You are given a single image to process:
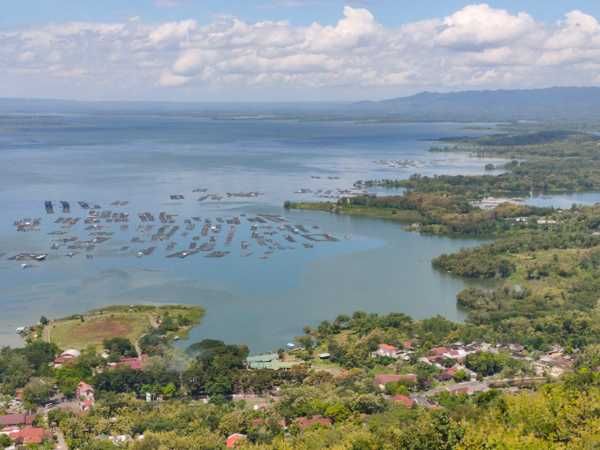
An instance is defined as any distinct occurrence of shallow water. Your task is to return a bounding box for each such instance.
[0,114,498,350]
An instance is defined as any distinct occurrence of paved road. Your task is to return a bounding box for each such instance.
[54,428,68,450]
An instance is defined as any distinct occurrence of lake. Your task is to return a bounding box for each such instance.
[0,114,500,350]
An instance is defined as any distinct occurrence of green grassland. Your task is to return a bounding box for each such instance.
[43,304,203,350]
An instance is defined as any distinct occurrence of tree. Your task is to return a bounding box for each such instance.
[0,434,11,448]
[22,341,59,374]
[452,370,470,383]
[23,378,52,407]
[465,352,507,377]
[103,337,137,359]
[576,344,600,370]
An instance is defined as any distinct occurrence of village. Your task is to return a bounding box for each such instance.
[0,332,576,449]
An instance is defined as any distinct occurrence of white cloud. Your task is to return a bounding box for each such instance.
[159,70,190,87]
[149,20,197,46]
[436,4,538,50]
[3,4,600,100]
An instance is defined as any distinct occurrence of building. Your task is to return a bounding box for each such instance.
[373,344,400,358]
[391,395,415,408]
[427,346,469,365]
[226,433,247,448]
[373,373,417,390]
[295,415,332,430]
[402,340,414,350]
[437,367,458,382]
[76,382,95,412]
[534,349,573,378]
[115,355,148,371]
[0,414,35,428]
[53,349,81,368]
[9,426,48,445]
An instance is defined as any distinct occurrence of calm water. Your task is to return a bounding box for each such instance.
[0,114,500,350]
[525,192,600,208]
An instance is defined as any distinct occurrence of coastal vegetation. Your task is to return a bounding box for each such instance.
[358,131,600,197]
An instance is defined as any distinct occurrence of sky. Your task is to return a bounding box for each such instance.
[2,1,600,101]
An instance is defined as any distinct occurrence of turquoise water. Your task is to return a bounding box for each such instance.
[0,114,497,350]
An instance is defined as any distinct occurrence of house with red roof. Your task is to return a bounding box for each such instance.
[295,415,332,430]
[76,381,95,412]
[226,433,247,448]
[0,414,35,428]
[373,343,400,359]
[373,373,417,390]
[437,366,458,382]
[426,346,469,365]
[391,395,415,408]
[115,355,148,371]
[9,426,48,445]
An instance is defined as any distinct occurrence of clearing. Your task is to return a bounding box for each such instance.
[42,304,203,350]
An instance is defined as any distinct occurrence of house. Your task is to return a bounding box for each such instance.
[0,414,35,427]
[508,343,526,355]
[445,348,469,361]
[446,382,489,395]
[402,340,414,350]
[534,349,573,378]
[428,346,450,360]
[9,426,48,445]
[14,388,24,402]
[427,346,469,365]
[76,382,95,412]
[295,415,332,430]
[391,395,415,408]
[115,355,148,371]
[437,367,458,381]
[373,373,417,390]
[226,433,247,448]
[107,435,133,445]
[373,344,400,358]
[53,349,81,368]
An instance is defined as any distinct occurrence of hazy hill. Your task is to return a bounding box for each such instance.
[2,87,600,122]
[353,87,600,122]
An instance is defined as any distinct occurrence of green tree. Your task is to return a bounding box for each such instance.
[23,378,52,407]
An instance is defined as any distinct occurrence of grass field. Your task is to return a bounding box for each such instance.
[286,201,423,223]
[43,305,204,350]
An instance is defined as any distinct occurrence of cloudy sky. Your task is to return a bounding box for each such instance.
[2,1,600,101]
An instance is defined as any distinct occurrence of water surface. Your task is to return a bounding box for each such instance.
[0,115,497,350]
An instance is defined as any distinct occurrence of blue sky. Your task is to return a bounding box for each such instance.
[2,1,600,101]
[3,0,599,28]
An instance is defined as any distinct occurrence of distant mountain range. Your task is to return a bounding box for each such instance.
[2,87,600,122]
[352,87,600,122]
